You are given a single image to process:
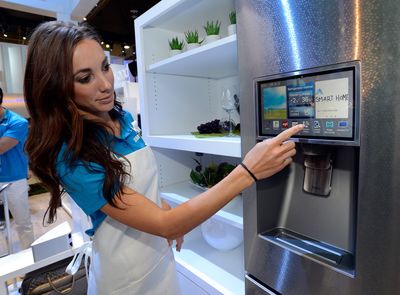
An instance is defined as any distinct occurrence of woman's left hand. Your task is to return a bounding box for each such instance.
[161,200,184,251]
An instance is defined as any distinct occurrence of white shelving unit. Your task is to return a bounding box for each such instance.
[135,0,243,293]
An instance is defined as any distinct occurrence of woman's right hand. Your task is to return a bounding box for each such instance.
[242,124,304,181]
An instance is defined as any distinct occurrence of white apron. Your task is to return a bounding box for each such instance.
[87,146,181,295]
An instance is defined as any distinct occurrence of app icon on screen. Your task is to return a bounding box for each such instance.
[326,121,334,128]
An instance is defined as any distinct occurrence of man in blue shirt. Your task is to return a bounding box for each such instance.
[0,87,34,250]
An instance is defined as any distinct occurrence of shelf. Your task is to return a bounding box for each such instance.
[141,0,235,32]
[160,181,243,229]
[145,134,241,158]
[147,35,238,79]
[173,227,244,295]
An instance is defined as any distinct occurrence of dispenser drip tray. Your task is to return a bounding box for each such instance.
[262,228,354,270]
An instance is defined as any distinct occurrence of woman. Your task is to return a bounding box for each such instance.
[24,21,303,294]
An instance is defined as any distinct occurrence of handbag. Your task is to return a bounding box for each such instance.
[20,256,87,295]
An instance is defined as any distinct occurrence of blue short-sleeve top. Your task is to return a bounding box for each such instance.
[0,109,29,182]
[56,112,145,236]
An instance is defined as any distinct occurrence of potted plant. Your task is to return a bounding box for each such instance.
[190,160,236,189]
[203,20,221,44]
[228,11,236,36]
[185,30,202,50]
[168,37,184,56]
[190,159,243,251]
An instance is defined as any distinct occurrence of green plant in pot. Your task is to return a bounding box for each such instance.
[168,37,184,56]
[185,30,202,50]
[203,20,221,43]
[190,159,236,189]
[228,11,236,36]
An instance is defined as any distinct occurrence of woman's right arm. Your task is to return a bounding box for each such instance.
[101,124,303,240]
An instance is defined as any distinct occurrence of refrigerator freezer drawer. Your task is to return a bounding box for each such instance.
[245,275,279,295]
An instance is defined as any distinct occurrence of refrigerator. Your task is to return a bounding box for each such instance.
[237,1,400,294]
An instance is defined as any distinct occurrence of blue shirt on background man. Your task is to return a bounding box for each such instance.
[0,108,29,182]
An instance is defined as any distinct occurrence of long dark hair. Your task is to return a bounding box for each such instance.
[24,21,129,224]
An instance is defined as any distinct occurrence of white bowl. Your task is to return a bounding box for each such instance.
[201,218,243,251]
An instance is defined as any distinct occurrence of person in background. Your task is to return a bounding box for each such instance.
[0,87,34,250]
[23,21,303,295]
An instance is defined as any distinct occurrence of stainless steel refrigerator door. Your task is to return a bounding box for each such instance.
[238,0,400,294]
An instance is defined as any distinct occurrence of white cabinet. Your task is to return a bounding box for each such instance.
[135,0,243,294]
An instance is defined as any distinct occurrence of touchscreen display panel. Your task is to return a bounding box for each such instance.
[258,68,354,139]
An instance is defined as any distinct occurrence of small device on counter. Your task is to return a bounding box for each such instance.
[31,221,72,262]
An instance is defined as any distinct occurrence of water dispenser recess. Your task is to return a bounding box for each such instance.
[253,62,360,273]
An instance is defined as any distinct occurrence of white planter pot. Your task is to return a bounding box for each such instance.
[186,43,200,50]
[228,24,236,36]
[200,195,243,251]
[204,34,220,44]
[169,49,182,57]
[201,217,243,251]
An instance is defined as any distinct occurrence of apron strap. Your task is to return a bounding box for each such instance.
[66,241,92,279]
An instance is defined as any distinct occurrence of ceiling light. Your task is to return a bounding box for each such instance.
[124,45,130,49]
[105,44,110,48]
[101,41,104,45]
[22,36,26,40]
[3,34,7,38]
